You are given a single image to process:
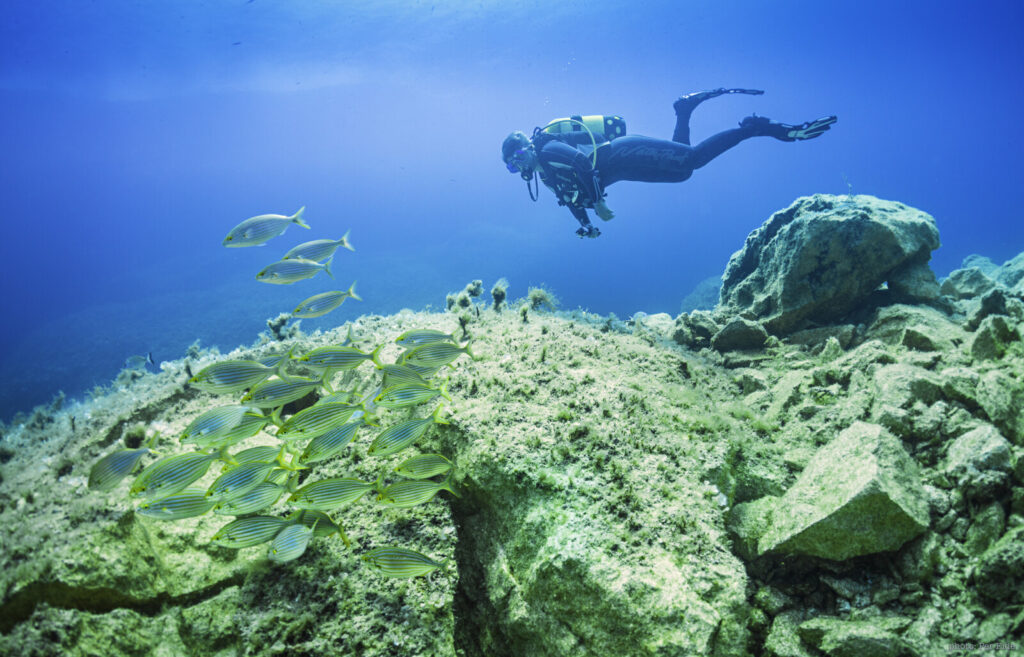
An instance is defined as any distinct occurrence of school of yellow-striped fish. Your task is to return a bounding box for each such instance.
[88,208,472,576]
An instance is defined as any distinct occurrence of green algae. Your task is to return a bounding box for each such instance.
[0,273,1022,656]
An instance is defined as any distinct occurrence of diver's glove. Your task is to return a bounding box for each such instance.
[594,200,615,222]
[575,225,601,239]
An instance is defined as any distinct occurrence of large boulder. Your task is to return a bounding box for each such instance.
[748,422,930,560]
[994,252,1024,292]
[719,195,941,335]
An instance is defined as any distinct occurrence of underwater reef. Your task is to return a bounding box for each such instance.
[0,194,1021,656]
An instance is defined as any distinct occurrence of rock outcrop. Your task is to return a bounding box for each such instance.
[4,195,1023,657]
[718,195,941,335]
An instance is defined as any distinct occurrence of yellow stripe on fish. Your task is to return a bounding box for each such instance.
[211,515,288,548]
[241,376,323,408]
[274,402,361,441]
[298,344,382,371]
[89,448,151,492]
[189,359,285,393]
[401,341,475,369]
[374,379,451,409]
[180,406,263,444]
[362,546,444,578]
[206,461,277,501]
[393,454,453,479]
[136,489,216,521]
[287,476,379,511]
[268,521,316,563]
[367,405,447,456]
[394,329,456,348]
[130,451,225,500]
[213,482,285,516]
[377,476,459,508]
[298,418,368,465]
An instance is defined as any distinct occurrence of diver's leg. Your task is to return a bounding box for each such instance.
[686,127,754,170]
[686,114,838,170]
[600,136,696,184]
[672,88,764,144]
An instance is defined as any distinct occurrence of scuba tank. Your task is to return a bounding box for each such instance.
[541,115,627,144]
[523,115,627,202]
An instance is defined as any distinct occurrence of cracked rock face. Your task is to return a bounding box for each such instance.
[718,194,941,335]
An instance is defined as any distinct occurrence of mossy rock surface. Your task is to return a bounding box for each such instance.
[2,248,1024,655]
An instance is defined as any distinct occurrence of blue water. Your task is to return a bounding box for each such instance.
[2,0,1022,422]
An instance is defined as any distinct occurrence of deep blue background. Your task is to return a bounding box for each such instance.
[2,0,1022,421]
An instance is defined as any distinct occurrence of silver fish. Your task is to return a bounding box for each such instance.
[223,206,309,247]
[282,231,355,261]
[292,282,362,318]
[256,257,333,285]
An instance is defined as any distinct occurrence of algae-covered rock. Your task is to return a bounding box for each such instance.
[797,616,909,657]
[945,424,1013,500]
[974,525,1024,601]
[671,310,720,349]
[940,267,997,300]
[764,611,815,657]
[969,314,1019,361]
[870,363,943,413]
[966,288,1024,330]
[786,324,856,350]
[0,315,461,657]
[976,370,1023,443]
[712,317,769,352]
[994,252,1024,291]
[757,422,929,560]
[443,313,753,657]
[964,501,1006,556]
[861,304,963,352]
[719,194,940,335]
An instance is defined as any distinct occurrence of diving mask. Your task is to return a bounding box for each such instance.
[505,147,531,173]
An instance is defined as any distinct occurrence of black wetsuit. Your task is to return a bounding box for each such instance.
[533,103,759,230]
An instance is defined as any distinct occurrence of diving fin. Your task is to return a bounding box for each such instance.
[674,88,764,112]
[740,114,837,142]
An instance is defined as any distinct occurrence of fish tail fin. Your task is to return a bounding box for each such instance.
[440,377,452,403]
[341,229,355,252]
[323,255,334,279]
[146,352,155,365]
[369,343,384,367]
[347,280,362,302]
[335,518,352,547]
[217,446,238,466]
[273,348,294,381]
[292,206,310,229]
[440,473,460,498]
[464,341,476,361]
[432,404,449,425]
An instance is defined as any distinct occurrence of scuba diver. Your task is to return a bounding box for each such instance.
[501,89,837,238]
